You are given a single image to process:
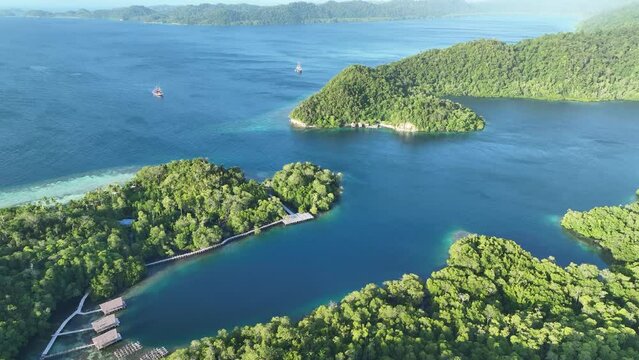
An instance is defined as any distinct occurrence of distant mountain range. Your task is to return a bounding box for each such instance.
[4,0,636,26]
[11,0,470,26]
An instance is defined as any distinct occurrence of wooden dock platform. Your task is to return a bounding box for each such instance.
[282,212,314,225]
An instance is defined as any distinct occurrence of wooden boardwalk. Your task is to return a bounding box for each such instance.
[146,219,284,266]
[146,208,314,267]
[281,203,295,215]
[57,327,92,336]
[42,344,94,359]
[41,293,93,359]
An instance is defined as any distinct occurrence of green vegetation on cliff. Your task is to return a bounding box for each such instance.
[293,27,639,131]
[24,0,469,26]
[168,234,639,360]
[0,159,339,359]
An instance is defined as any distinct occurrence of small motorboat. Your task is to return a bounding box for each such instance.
[295,62,303,75]
[152,86,164,98]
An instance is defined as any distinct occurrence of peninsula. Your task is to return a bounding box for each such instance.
[0,159,340,360]
[291,8,639,132]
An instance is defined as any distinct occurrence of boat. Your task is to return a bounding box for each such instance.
[295,62,303,74]
[152,86,164,98]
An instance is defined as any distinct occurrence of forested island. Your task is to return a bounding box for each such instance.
[291,10,639,132]
[0,159,340,359]
[290,65,485,132]
[17,0,469,26]
[168,189,639,359]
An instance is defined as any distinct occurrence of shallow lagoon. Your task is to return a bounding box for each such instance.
[3,15,639,357]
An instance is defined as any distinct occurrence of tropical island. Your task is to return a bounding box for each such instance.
[291,7,639,132]
[0,159,340,360]
[168,187,639,359]
[17,0,469,26]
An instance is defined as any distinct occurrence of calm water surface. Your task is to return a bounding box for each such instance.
[3,16,639,357]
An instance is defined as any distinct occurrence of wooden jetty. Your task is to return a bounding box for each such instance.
[41,293,91,359]
[92,329,122,350]
[41,295,128,358]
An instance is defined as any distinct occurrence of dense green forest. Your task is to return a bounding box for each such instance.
[22,0,468,26]
[0,159,339,359]
[562,190,639,264]
[168,229,639,359]
[269,162,341,214]
[579,2,639,32]
[290,65,485,132]
[292,26,639,131]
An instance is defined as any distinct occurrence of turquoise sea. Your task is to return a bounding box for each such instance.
[3,15,639,357]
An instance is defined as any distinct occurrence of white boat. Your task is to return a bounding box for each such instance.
[295,62,303,74]
[152,86,164,98]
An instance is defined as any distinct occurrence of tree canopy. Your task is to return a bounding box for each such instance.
[292,26,639,131]
[290,65,485,132]
[579,3,639,32]
[562,189,639,263]
[0,158,339,359]
[268,162,341,215]
[168,233,639,360]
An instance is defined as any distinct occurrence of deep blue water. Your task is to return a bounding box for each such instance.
[4,15,639,358]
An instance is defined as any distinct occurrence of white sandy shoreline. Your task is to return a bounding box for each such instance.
[290,118,418,133]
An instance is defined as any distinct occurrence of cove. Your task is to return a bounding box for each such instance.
[117,98,639,349]
[4,15,639,357]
